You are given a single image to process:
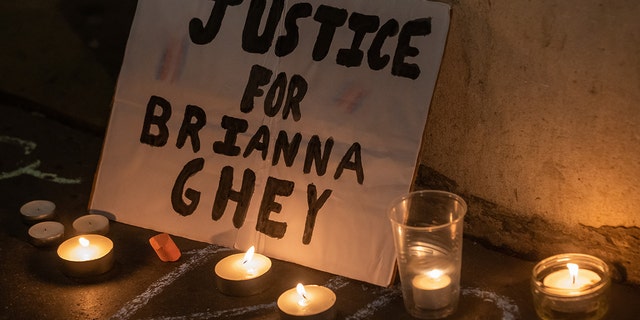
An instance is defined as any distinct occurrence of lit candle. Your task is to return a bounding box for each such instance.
[277,283,337,320]
[57,234,114,277]
[28,221,65,247]
[543,263,601,294]
[412,269,452,310]
[20,200,56,224]
[72,214,110,235]
[532,253,611,319]
[214,246,272,296]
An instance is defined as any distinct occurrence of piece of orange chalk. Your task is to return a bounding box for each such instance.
[149,233,181,262]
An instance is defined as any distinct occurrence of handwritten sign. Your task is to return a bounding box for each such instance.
[90,0,450,286]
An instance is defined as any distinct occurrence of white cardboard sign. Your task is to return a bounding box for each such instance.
[90,0,450,286]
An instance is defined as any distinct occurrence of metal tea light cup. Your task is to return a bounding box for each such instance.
[388,190,467,319]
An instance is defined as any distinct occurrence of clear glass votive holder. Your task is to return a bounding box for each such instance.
[388,190,467,319]
[531,253,610,320]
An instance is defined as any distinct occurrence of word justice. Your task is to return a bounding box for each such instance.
[189,0,432,79]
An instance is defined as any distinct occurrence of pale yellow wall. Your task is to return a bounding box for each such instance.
[423,0,639,227]
[419,0,640,282]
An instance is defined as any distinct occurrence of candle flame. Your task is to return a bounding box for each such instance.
[79,237,90,247]
[296,283,309,306]
[426,269,444,279]
[567,263,579,285]
[242,246,255,264]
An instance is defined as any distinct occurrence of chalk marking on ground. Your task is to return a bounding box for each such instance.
[462,287,520,320]
[110,245,230,320]
[325,275,351,291]
[0,136,81,184]
[345,286,402,320]
[0,136,36,154]
[146,302,278,320]
[144,276,347,320]
[0,160,82,184]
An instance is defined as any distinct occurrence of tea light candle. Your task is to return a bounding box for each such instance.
[57,234,114,277]
[20,200,56,224]
[532,253,610,319]
[277,283,337,320]
[543,263,601,294]
[28,221,65,247]
[214,246,272,296]
[73,214,109,235]
[412,269,452,310]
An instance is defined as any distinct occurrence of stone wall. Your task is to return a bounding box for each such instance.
[420,0,640,284]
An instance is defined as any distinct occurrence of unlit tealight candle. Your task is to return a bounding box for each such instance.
[28,221,65,247]
[20,200,56,224]
[73,214,109,235]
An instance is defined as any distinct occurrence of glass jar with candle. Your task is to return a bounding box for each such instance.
[531,253,610,320]
[388,190,467,319]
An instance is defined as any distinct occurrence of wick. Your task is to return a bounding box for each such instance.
[572,275,576,285]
